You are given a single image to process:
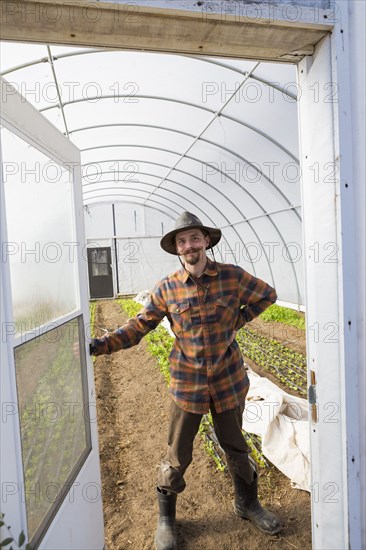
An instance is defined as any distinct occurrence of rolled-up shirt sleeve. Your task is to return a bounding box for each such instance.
[237,268,277,327]
[91,285,167,356]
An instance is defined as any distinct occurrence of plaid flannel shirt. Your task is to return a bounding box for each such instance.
[92,259,277,414]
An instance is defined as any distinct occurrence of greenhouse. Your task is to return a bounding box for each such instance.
[1,1,365,549]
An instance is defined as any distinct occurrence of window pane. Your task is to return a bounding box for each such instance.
[14,317,90,541]
[95,250,108,263]
[2,128,78,330]
[92,263,108,277]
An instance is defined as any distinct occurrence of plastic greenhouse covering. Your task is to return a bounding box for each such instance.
[1,42,304,306]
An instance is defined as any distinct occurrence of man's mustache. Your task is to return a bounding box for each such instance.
[177,246,203,256]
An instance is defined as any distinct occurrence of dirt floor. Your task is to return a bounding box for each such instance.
[93,300,311,550]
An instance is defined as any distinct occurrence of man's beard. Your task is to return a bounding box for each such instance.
[185,255,200,265]
[180,247,202,265]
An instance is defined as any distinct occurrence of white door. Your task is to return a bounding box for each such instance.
[0,77,104,549]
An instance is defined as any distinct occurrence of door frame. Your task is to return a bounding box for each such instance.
[1,1,364,547]
[0,77,105,549]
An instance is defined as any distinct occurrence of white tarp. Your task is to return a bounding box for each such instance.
[243,368,310,491]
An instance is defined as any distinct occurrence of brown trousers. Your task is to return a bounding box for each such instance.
[157,398,255,493]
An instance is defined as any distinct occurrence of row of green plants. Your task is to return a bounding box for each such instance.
[236,325,307,396]
[89,302,97,364]
[116,299,268,470]
[259,303,305,330]
[89,302,96,338]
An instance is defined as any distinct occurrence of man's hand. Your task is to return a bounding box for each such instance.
[73,340,98,358]
[89,339,97,356]
[89,337,109,356]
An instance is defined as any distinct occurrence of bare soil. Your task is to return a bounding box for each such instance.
[93,300,311,550]
[247,317,306,355]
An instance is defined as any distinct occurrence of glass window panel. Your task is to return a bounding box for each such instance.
[14,317,90,542]
[92,263,108,277]
[2,128,78,330]
[95,251,107,264]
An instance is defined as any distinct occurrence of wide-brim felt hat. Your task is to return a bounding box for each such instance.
[160,211,222,255]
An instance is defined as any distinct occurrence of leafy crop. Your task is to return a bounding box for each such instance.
[259,304,305,330]
[89,302,96,338]
[146,327,174,385]
[236,326,307,396]
[90,302,97,365]
[117,299,141,319]
[243,433,269,469]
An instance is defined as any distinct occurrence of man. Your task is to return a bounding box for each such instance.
[90,212,283,550]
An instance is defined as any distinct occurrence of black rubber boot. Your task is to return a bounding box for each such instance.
[231,472,283,535]
[154,488,178,550]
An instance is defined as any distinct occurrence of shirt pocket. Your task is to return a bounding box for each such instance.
[214,296,239,327]
[167,302,191,335]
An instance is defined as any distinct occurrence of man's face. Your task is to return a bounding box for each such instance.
[175,229,210,266]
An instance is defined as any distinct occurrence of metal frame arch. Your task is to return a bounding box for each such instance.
[40,96,298,163]
[69,122,297,165]
[3,45,300,283]
[82,162,301,222]
[197,133,301,220]
[182,153,302,301]
[84,187,264,276]
[81,145,300,298]
[69,121,298,165]
[82,167,268,281]
[83,178,240,266]
[80,149,299,293]
[84,190,231,270]
[1,49,297,101]
[80,143,301,225]
[80,138,301,221]
[83,174,253,269]
[82,159,299,221]
[87,170,301,278]
[220,206,302,227]
[80,143,299,220]
[179,55,298,100]
[70,123,301,213]
[0,48,104,76]
[80,156,278,276]
[85,195,232,267]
